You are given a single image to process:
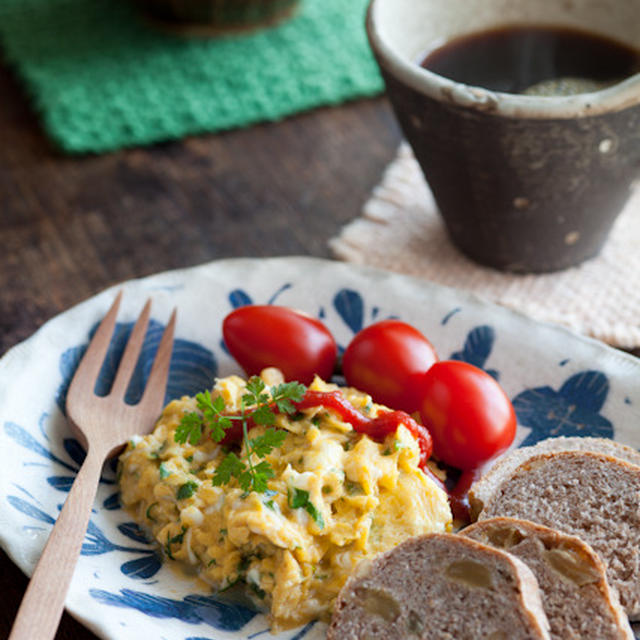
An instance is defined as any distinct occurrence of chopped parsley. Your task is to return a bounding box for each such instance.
[345,480,363,496]
[218,576,243,593]
[250,583,266,599]
[149,440,168,459]
[176,480,198,500]
[145,502,159,522]
[165,526,187,559]
[287,487,325,529]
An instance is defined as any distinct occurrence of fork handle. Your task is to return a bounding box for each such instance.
[9,446,106,640]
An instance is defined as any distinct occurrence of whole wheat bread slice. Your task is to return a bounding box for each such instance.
[327,533,551,640]
[475,450,640,619]
[463,517,633,639]
[469,437,640,521]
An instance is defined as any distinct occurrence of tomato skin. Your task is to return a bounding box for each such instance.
[417,360,516,470]
[341,320,438,413]
[222,305,337,385]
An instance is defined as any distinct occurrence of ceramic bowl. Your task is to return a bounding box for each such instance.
[367,0,640,273]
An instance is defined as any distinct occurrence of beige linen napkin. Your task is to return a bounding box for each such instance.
[330,144,640,349]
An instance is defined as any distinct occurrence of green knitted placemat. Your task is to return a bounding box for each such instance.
[0,0,383,153]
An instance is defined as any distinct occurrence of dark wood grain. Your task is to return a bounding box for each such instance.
[0,56,402,639]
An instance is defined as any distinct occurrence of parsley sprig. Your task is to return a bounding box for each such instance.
[174,377,306,494]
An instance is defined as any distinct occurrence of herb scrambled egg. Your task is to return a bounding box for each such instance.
[118,369,452,630]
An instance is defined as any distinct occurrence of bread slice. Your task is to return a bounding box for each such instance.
[463,517,633,639]
[475,451,640,619]
[327,533,551,640]
[469,437,640,521]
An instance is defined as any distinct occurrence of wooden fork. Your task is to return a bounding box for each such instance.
[9,291,176,640]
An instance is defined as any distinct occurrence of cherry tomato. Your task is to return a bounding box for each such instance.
[222,305,337,385]
[341,319,438,413]
[416,360,516,470]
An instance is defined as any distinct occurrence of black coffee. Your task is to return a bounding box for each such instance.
[420,25,640,95]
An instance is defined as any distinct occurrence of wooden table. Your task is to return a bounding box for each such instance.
[0,57,402,638]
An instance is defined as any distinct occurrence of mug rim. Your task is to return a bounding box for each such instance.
[366,0,640,119]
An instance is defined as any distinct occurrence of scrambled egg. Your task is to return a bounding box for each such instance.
[118,369,452,630]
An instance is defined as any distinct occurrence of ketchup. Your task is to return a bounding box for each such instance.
[216,388,495,518]
[296,391,433,469]
[297,390,488,523]
[219,389,433,472]
[448,468,483,523]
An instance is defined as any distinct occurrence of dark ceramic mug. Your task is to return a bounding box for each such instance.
[367,0,640,273]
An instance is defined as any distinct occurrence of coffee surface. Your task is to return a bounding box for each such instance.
[420,25,640,95]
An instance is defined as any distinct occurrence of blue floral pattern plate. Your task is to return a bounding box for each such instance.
[2,257,640,640]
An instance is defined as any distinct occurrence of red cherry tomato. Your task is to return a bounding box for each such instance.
[222,305,337,385]
[341,319,438,413]
[416,360,516,470]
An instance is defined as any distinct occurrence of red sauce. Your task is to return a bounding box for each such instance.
[219,389,433,471]
[448,467,486,524]
[296,390,433,469]
[215,387,495,521]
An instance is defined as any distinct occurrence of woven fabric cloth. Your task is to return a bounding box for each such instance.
[330,143,640,349]
[0,0,382,153]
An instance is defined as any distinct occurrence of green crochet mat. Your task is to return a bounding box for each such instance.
[0,0,384,153]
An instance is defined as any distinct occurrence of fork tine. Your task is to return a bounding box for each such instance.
[139,308,176,412]
[109,298,151,399]
[67,291,123,402]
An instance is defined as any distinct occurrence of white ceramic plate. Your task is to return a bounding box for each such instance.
[2,256,640,640]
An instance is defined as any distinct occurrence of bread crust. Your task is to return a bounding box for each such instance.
[463,517,634,639]
[327,533,551,640]
[469,437,640,521]
[474,450,640,620]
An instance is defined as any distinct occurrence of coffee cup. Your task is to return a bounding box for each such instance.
[367,0,640,273]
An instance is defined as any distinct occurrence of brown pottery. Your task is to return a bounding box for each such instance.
[367,0,640,272]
